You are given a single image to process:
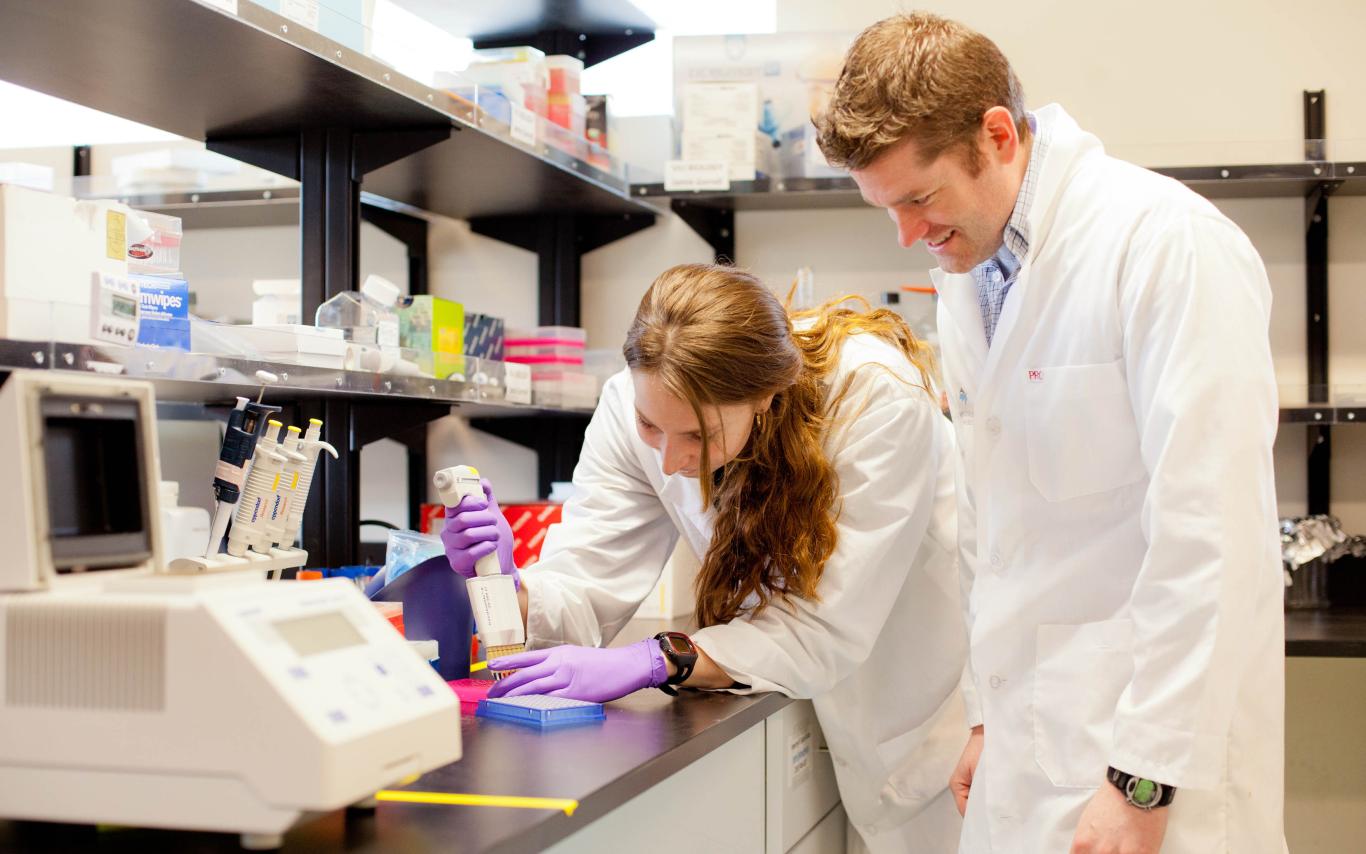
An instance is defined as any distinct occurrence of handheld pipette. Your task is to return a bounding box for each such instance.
[262,424,307,549]
[227,420,290,557]
[279,418,338,548]
[205,397,281,556]
[434,465,525,676]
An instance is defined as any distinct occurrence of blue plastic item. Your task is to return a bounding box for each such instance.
[476,695,606,729]
[367,555,473,681]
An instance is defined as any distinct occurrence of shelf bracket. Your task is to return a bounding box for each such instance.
[671,199,735,265]
[474,30,653,69]
[1303,89,1331,514]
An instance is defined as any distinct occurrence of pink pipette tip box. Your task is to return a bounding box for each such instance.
[448,678,493,712]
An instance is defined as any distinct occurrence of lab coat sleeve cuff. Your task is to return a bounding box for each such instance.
[1110,716,1226,791]
[690,624,787,696]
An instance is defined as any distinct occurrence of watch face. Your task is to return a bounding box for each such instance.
[1128,778,1159,807]
[666,634,692,655]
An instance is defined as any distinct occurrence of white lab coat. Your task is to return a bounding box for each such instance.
[523,333,968,852]
[934,105,1285,853]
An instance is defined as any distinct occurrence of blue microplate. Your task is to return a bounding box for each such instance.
[476,695,606,729]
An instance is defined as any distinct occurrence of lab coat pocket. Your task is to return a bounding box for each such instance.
[1023,360,1146,502]
[1032,619,1134,789]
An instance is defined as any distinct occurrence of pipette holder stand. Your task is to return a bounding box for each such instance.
[166,547,308,577]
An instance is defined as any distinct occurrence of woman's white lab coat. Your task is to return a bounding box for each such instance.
[523,333,968,853]
[933,105,1285,852]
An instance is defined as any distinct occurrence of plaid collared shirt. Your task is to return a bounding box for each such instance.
[973,113,1047,346]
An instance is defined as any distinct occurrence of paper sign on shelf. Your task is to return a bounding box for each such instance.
[200,0,239,13]
[681,82,758,182]
[664,161,731,192]
[510,105,538,148]
[788,724,813,788]
[505,363,532,405]
[104,210,126,262]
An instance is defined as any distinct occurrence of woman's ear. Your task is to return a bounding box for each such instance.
[756,394,775,414]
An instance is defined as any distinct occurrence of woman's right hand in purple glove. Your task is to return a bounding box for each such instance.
[439,478,519,586]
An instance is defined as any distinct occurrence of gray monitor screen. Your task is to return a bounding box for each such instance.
[41,396,152,570]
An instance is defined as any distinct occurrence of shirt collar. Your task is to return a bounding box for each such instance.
[1001,111,1044,262]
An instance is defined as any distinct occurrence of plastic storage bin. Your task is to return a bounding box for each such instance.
[532,371,598,409]
[505,343,585,363]
[505,326,587,351]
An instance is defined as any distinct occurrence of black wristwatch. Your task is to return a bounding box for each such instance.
[1106,766,1176,810]
[654,632,698,696]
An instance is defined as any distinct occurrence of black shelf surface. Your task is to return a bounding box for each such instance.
[0,0,655,222]
[363,126,651,220]
[101,187,437,230]
[1285,609,1366,658]
[632,161,1366,210]
[0,0,446,140]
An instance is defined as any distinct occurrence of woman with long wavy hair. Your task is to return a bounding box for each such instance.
[441,263,968,851]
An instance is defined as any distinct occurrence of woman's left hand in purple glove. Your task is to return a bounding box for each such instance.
[487,639,669,703]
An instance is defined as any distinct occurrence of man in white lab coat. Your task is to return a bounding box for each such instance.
[818,13,1286,854]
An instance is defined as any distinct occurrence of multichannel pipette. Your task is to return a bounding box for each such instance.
[434,465,526,676]
[205,397,281,556]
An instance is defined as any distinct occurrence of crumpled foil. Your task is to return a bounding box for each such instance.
[1280,515,1366,570]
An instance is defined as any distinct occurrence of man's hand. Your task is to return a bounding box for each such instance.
[949,725,984,816]
[1069,777,1169,854]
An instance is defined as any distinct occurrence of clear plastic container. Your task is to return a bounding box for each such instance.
[532,371,598,409]
[315,274,401,348]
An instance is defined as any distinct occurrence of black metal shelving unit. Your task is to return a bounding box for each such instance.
[0,0,658,567]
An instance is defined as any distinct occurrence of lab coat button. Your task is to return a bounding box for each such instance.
[986,417,1001,435]
[989,675,1004,689]
[989,550,1002,568]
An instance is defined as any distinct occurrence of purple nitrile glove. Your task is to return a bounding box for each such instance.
[440,477,520,590]
[487,639,669,704]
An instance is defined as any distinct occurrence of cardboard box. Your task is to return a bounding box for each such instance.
[399,295,465,379]
[420,501,563,570]
[463,313,505,361]
[135,275,191,351]
[501,503,563,568]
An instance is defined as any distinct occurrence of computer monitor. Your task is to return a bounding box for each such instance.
[0,370,163,591]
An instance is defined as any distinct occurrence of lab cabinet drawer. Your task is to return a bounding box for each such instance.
[765,700,841,853]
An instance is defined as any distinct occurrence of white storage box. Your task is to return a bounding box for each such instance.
[0,184,131,342]
[193,323,347,369]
